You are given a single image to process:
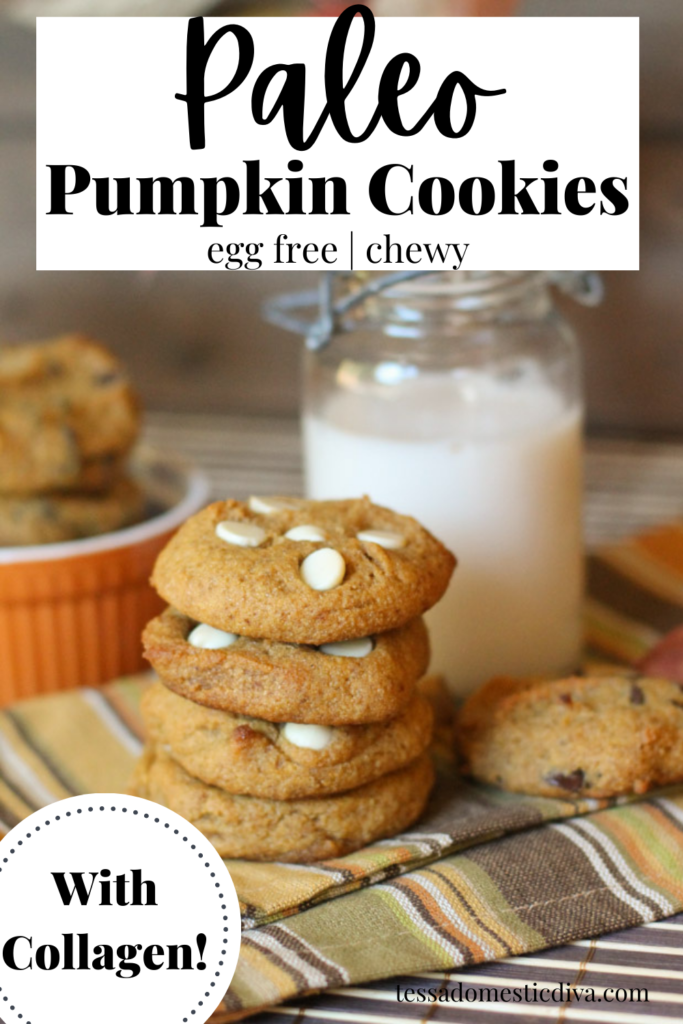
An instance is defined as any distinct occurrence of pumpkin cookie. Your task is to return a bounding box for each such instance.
[458,673,683,799]
[140,679,433,799]
[151,497,455,644]
[69,453,129,494]
[0,477,146,545]
[143,608,429,724]
[0,334,140,495]
[131,744,435,862]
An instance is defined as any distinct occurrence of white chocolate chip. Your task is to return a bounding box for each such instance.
[300,548,346,591]
[285,524,328,542]
[281,722,334,751]
[248,496,301,514]
[188,623,239,650]
[216,520,266,547]
[357,529,406,550]
[319,637,374,658]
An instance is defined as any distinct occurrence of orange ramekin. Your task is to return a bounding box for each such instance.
[0,454,209,706]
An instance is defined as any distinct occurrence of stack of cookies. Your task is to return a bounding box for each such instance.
[133,496,456,862]
[0,334,144,545]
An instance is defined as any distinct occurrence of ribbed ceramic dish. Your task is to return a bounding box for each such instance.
[0,448,209,704]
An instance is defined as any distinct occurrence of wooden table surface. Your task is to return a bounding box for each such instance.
[141,411,683,1024]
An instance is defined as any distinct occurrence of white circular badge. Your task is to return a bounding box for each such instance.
[0,794,241,1024]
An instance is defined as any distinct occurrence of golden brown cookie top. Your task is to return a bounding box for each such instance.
[458,672,683,799]
[151,496,456,644]
[0,334,140,494]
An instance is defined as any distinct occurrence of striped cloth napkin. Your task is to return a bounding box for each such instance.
[2,521,683,1020]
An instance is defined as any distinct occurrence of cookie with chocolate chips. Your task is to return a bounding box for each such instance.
[151,497,455,644]
[457,673,683,799]
[0,334,140,495]
[0,477,146,545]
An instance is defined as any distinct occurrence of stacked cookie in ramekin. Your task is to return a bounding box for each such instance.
[133,496,455,862]
[0,334,143,545]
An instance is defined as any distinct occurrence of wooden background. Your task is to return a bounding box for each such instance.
[0,0,681,434]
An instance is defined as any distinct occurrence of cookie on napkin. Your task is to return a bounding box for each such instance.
[458,672,683,799]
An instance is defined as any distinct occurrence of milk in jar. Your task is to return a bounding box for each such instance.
[302,272,585,696]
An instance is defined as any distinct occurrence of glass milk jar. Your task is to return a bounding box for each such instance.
[302,271,586,696]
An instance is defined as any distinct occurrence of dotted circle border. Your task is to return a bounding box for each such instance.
[0,801,233,1024]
